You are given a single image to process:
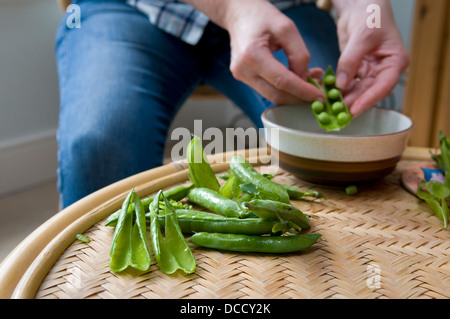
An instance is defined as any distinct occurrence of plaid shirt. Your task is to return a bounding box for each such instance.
[126,0,317,45]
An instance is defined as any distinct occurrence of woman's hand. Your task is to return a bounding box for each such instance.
[184,0,325,105]
[223,0,324,105]
[333,0,410,116]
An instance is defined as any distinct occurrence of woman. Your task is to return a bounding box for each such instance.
[55,0,409,207]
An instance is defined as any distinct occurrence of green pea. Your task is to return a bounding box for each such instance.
[317,112,331,124]
[345,185,358,196]
[311,101,324,114]
[337,112,350,125]
[323,74,336,86]
[331,102,344,114]
[308,66,352,132]
[76,233,90,243]
[328,88,341,100]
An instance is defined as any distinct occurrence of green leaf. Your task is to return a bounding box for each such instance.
[438,130,450,173]
[441,198,449,229]
[417,182,448,228]
[239,183,259,196]
[423,180,450,200]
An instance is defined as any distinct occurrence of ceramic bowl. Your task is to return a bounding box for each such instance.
[261,105,414,185]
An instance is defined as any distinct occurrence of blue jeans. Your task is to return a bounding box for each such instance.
[55,0,340,208]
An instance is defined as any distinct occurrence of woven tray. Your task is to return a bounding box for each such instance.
[3,148,450,299]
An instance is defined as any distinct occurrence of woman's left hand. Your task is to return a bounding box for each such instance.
[332,0,410,116]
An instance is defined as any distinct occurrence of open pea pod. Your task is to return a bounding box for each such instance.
[243,198,311,230]
[109,189,151,273]
[187,135,220,191]
[105,184,193,227]
[307,66,352,132]
[219,173,242,200]
[149,191,196,274]
[229,155,290,204]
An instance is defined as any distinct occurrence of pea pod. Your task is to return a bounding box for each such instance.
[244,198,311,230]
[109,189,151,273]
[217,172,232,180]
[281,184,327,200]
[229,155,290,204]
[219,173,242,200]
[190,232,321,253]
[149,191,196,274]
[105,184,193,227]
[157,209,277,235]
[187,187,248,218]
[187,135,220,191]
[308,66,352,132]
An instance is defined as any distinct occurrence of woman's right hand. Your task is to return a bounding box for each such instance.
[185,0,325,105]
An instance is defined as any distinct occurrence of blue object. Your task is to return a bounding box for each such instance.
[421,168,446,183]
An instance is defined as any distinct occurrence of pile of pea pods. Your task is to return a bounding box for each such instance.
[105,136,324,274]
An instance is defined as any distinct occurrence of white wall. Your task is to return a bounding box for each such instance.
[384,0,416,112]
[0,0,417,197]
[0,0,62,196]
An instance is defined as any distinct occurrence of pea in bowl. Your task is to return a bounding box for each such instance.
[261,105,414,185]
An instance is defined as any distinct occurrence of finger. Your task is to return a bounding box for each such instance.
[251,75,309,105]
[308,67,325,79]
[272,20,311,78]
[342,77,375,110]
[350,68,401,116]
[336,37,375,90]
[255,48,325,102]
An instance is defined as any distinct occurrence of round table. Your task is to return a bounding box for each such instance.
[0,147,448,299]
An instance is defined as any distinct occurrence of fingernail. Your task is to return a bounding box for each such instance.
[336,72,347,89]
[316,96,326,104]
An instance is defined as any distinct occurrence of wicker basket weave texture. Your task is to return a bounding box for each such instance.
[34,159,450,299]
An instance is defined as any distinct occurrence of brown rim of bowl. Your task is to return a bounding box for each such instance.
[275,149,401,185]
[261,106,414,140]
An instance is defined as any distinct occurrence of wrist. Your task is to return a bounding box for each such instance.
[180,0,244,30]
